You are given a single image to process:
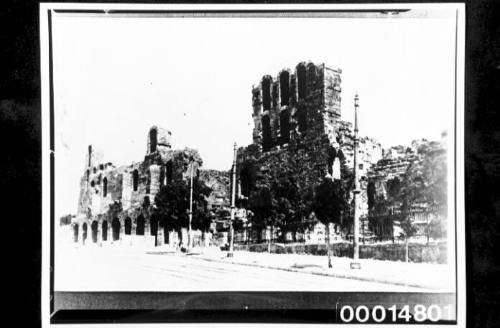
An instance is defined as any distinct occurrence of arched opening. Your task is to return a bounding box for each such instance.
[150,215,158,236]
[132,169,139,191]
[112,218,120,241]
[86,169,90,182]
[307,63,317,86]
[327,147,337,176]
[125,217,132,235]
[73,224,79,243]
[90,180,95,187]
[166,161,173,184]
[280,71,290,106]
[261,115,272,151]
[279,109,290,144]
[296,63,307,99]
[143,196,150,207]
[262,77,272,111]
[82,223,88,243]
[91,220,98,243]
[149,128,158,153]
[102,221,108,241]
[136,215,145,235]
[150,215,159,246]
[103,177,108,197]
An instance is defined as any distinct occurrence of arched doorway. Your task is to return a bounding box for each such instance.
[102,221,108,241]
[91,220,98,243]
[149,128,158,153]
[125,217,132,235]
[150,215,159,246]
[279,70,290,106]
[136,215,145,235]
[82,223,88,244]
[73,223,79,243]
[163,224,170,244]
[112,218,120,241]
[132,169,139,191]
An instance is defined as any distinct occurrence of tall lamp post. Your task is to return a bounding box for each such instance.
[353,93,361,261]
[228,142,237,257]
[188,159,194,251]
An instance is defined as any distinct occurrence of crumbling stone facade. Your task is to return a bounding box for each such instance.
[237,61,446,242]
[72,126,211,247]
[238,62,382,232]
[366,136,448,240]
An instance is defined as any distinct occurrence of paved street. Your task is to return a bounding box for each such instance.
[55,246,429,292]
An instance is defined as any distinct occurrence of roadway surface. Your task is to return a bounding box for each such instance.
[55,246,428,292]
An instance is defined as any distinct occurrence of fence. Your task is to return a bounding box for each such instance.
[234,240,448,264]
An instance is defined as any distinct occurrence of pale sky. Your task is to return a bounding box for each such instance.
[52,13,456,217]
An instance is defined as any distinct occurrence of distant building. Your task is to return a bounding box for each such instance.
[70,126,225,247]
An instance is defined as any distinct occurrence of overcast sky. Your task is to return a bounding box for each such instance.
[52,13,456,217]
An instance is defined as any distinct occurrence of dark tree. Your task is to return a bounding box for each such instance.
[312,178,350,268]
[154,177,212,246]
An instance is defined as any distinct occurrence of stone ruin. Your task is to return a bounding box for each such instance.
[236,61,447,241]
[71,126,220,247]
[238,61,382,222]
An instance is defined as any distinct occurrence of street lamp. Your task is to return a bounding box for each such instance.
[228,142,237,257]
[352,93,361,263]
[187,158,194,252]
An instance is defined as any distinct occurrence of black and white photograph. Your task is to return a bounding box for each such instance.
[40,3,465,326]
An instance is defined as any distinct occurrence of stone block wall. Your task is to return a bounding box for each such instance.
[73,126,207,247]
[238,61,382,224]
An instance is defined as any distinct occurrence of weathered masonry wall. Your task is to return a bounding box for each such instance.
[73,126,207,247]
[240,61,382,222]
[251,62,343,152]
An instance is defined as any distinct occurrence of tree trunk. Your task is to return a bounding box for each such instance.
[166,229,171,245]
[268,226,272,253]
[326,223,332,268]
[405,236,409,263]
[178,229,183,248]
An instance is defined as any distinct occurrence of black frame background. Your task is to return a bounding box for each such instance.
[1,0,499,327]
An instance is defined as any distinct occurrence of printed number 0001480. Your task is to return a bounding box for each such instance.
[339,304,454,323]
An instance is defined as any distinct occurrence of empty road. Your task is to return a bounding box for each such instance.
[55,246,428,292]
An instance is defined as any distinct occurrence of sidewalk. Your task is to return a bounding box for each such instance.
[189,248,455,292]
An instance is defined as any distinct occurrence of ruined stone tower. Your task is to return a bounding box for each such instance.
[251,62,343,152]
[238,61,382,223]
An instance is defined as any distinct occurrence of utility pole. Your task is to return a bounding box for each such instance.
[353,93,361,261]
[228,142,237,257]
[188,159,194,251]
